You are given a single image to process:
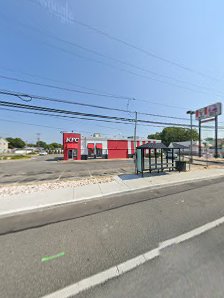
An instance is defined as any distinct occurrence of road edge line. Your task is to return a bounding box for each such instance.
[41,216,224,298]
[159,215,224,250]
[41,248,159,298]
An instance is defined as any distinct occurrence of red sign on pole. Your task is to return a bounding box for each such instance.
[195,102,222,120]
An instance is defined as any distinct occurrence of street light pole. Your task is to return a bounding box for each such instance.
[187,110,195,164]
[134,111,137,153]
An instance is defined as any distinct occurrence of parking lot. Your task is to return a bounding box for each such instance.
[0,155,135,185]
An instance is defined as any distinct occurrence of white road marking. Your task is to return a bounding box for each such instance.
[42,215,224,298]
[159,216,224,250]
[55,170,65,181]
[143,248,160,261]
[117,255,146,274]
[88,169,93,177]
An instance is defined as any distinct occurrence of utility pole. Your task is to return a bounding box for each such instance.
[134,111,137,173]
[36,133,40,144]
[134,111,137,152]
[215,116,218,158]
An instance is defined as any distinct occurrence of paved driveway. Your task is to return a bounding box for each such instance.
[0,155,135,184]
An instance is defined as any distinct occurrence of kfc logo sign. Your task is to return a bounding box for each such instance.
[196,102,222,120]
[66,137,79,143]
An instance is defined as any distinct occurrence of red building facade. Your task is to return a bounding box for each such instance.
[63,132,160,160]
[63,132,81,160]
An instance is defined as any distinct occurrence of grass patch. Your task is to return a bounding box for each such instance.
[0,155,32,160]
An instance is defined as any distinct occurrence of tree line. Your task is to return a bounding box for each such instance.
[148,127,199,146]
[6,127,199,149]
[6,138,62,150]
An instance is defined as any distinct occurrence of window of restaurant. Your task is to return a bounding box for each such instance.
[87,143,95,158]
[96,143,102,157]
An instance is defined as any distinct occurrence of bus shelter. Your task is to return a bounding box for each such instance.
[136,142,185,177]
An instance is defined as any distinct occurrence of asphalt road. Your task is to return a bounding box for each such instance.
[0,155,135,184]
[77,223,224,298]
[1,178,224,297]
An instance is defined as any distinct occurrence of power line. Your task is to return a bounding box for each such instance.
[0,66,189,110]
[2,14,222,97]
[0,117,66,130]
[0,89,191,121]
[0,89,131,113]
[35,40,224,97]
[46,43,224,97]
[137,111,189,121]
[0,106,134,126]
[0,107,221,133]
[2,14,222,98]
[1,5,222,118]
[0,106,166,131]
[0,100,223,129]
[5,89,223,125]
[0,74,131,101]
[1,38,216,98]
[0,101,135,123]
[0,65,121,96]
[28,0,219,81]
[0,73,189,110]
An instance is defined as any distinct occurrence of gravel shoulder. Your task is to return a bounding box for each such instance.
[0,176,114,198]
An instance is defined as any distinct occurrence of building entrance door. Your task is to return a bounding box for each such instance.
[96,148,102,158]
[88,148,94,158]
[68,149,78,160]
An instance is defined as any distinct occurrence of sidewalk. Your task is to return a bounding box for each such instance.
[0,168,224,217]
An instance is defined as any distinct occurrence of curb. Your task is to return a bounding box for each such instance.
[1,173,224,218]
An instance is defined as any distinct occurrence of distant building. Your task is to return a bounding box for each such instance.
[14,147,37,155]
[63,132,161,160]
[205,138,224,148]
[169,141,205,155]
[169,141,224,157]
[0,138,9,153]
[92,133,101,138]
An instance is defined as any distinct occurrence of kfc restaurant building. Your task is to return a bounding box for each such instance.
[63,132,160,160]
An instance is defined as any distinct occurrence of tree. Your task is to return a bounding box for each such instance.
[36,141,48,149]
[205,137,214,142]
[148,127,199,146]
[148,132,162,140]
[6,137,26,149]
[48,142,62,149]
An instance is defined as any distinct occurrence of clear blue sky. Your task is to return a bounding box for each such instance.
[0,0,223,143]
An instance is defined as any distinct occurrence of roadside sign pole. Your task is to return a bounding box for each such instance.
[186,110,195,164]
[195,102,222,159]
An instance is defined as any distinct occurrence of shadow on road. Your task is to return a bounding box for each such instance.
[45,157,64,162]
